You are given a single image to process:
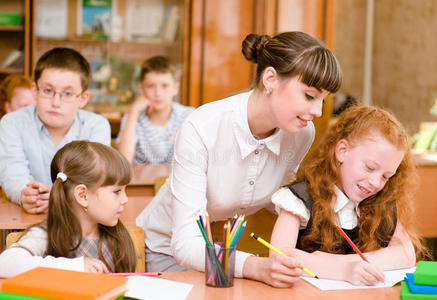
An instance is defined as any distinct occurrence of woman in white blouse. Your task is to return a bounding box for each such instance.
[136,31,342,287]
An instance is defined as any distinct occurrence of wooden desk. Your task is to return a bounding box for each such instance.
[0,195,153,250]
[0,271,402,299]
[0,195,152,230]
[127,164,171,197]
[160,272,401,300]
[414,153,437,238]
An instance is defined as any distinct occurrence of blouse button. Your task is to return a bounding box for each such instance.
[249,180,254,185]
[254,150,259,155]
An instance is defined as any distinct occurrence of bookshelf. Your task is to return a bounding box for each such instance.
[34,0,185,116]
[0,0,33,80]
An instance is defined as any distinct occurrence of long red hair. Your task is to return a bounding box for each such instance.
[296,105,427,258]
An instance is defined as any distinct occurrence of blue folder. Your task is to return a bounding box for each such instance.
[405,273,437,294]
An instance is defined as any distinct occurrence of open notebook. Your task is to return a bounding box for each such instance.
[302,267,415,290]
[124,276,193,300]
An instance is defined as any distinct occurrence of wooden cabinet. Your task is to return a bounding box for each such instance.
[0,0,33,80]
[183,0,278,107]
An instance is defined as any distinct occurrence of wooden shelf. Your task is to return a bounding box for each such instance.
[36,37,179,47]
[0,25,24,31]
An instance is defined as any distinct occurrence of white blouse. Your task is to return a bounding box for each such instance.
[272,185,360,230]
[0,227,84,278]
[136,90,315,277]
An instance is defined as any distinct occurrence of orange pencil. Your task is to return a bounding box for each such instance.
[205,212,213,244]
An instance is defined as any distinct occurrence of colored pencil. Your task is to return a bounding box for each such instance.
[205,212,213,244]
[230,214,238,229]
[250,233,319,279]
[107,272,161,277]
[335,225,369,263]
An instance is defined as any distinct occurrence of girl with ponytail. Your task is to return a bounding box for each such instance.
[0,140,136,277]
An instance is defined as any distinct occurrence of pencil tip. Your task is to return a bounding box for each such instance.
[158,272,162,276]
[315,276,319,279]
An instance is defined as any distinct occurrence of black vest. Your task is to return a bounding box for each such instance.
[286,182,397,254]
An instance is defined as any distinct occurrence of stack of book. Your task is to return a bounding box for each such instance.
[401,261,437,299]
[0,267,127,300]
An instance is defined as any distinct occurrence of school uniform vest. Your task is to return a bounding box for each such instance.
[286,181,397,254]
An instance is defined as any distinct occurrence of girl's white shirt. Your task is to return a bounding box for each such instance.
[136,90,315,277]
[0,226,83,278]
[272,185,360,230]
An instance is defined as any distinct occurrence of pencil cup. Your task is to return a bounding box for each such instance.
[205,243,235,287]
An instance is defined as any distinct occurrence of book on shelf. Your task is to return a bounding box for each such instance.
[161,5,180,42]
[125,0,165,41]
[1,267,127,300]
[0,49,23,69]
[77,0,114,40]
[35,0,68,39]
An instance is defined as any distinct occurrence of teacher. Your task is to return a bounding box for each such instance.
[136,31,342,287]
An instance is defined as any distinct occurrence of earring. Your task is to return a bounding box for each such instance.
[266,89,271,95]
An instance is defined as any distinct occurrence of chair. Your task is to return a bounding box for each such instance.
[5,226,146,272]
[154,176,167,195]
[127,225,145,272]
[211,208,278,257]
[6,230,23,248]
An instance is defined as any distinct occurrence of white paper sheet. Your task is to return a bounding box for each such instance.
[302,267,415,290]
[124,276,193,300]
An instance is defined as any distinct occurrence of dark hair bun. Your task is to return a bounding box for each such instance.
[241,34,270,63]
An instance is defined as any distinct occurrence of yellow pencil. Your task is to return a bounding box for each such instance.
[250,233,319,279]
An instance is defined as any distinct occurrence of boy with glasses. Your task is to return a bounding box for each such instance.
[0,47,110,214]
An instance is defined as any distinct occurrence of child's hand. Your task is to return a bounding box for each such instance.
[20,181,50,214]
[21,181,50,214]
[129,95,151,116]
[84,257,109,273]
[259,251,304,288]
[346,260,385,286]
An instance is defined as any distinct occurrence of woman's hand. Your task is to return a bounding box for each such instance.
[84,257,109,273]
[345,260,385,286]
[243,251,303,288]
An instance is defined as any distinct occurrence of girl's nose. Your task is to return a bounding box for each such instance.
[369,175,384,191]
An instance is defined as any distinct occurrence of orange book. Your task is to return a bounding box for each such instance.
[1,267,127,300]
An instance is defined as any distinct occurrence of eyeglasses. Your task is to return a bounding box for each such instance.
[37,85,83,103]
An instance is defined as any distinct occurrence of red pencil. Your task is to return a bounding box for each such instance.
[335,225,369,263]
[106,272,161,277]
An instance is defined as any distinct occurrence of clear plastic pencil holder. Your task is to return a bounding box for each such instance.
[205,243,236,287]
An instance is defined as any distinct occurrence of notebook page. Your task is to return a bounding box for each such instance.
[302,267,415,290]
[125,276,193,300]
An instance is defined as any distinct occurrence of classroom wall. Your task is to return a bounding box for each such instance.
[334,0,366,106]
[335,0,437,133]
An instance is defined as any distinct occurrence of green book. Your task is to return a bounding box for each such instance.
[0,291,124,300]
[415,261,437,286]
[0,292,49,300]
[401,281,437,300]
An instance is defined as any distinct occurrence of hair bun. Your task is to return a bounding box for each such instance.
[242,34,271,63]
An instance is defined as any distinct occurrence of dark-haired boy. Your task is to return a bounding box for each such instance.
[117,56,193,165]
[0,48,110,214]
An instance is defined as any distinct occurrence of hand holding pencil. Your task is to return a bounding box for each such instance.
[250,233,318,279]
[335,226,385,285]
